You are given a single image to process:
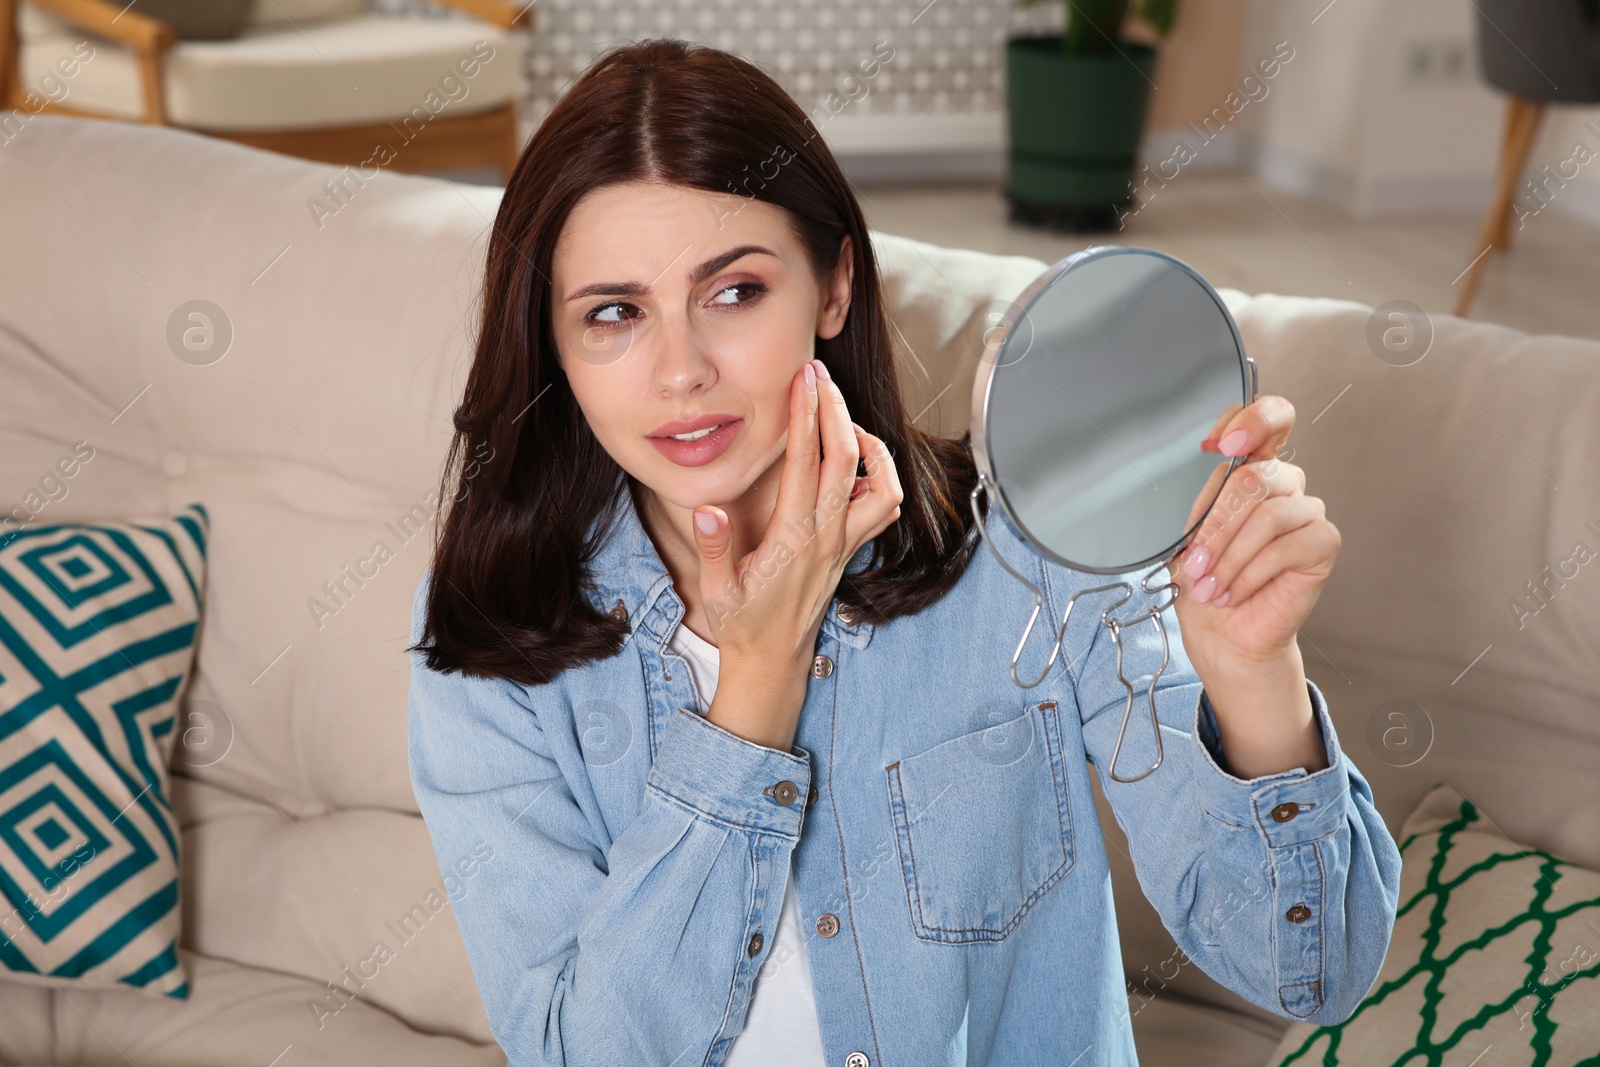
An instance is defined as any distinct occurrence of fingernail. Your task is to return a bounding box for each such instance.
[1219,428,1249,456]
[813,358,831,381]
[1192,574,1218,604]
[1182,544,1211,579]
[1211,588,1231,608]
[804,363,816,393]
[694,510,718,535]
[851,421,864,434]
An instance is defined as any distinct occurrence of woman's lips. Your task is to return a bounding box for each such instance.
[647,418,743,467]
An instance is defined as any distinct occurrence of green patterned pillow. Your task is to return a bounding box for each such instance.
[1265,782,1600,1066]
[0,503,208,999]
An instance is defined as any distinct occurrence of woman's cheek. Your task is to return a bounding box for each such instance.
[574,325,638,368]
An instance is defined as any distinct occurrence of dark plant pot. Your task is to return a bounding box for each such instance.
[1005,35,1158,233]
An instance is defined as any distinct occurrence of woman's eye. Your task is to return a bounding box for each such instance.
[708,281,767,308]
[585,301,640,329]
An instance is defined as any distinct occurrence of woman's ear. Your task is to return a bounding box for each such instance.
[816,233,854,341]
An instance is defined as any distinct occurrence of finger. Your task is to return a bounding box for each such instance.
[1178,459,1301,583]
[1205,517,1340,610]
[1187,458,1301,561]
[842,422,892,512]
[1191,493,1324,606]
[844,424,903,548]
[1199,402,1244,454]
[690,505,738,613]
[813,360,861,551]
[770,358,823,546]
[1212,394,1296,462]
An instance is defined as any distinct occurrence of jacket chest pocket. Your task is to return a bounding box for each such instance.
[884,699,1075,944]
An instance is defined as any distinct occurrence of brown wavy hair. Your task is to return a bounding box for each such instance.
[411,37,987,685]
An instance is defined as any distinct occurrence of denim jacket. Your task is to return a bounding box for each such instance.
[407,481,1403,1067]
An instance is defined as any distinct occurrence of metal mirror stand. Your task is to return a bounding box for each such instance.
[970,475,1176,784]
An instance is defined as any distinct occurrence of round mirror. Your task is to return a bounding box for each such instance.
[970,245,1255,575]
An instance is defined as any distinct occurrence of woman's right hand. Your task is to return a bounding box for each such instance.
[690,357,903,748]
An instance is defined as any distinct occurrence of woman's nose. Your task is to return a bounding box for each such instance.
[649,326,715,398]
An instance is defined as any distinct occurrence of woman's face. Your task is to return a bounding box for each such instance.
[549,180,852,513]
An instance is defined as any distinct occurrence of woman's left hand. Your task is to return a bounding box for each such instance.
[1168,394,1341,676]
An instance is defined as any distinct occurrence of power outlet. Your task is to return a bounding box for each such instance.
[1403,38,1474,84]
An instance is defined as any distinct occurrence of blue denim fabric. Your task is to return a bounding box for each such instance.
[407,487,1402,1067]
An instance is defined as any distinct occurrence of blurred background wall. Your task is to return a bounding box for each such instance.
[380,0,1600,229]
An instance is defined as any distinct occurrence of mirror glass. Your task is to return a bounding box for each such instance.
[972,246,1253,574]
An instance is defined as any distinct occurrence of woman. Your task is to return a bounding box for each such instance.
[406,37,1402,1067]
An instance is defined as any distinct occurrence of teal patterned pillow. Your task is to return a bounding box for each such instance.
[1264,782,1600,1066]
[0,503,207,998]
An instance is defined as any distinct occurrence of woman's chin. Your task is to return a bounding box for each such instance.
[640,465,746,511]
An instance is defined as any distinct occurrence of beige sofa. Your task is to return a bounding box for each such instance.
[0,113,1596,1066]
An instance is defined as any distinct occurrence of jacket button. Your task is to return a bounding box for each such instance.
[1271,802,1300,822]
[773,780,799,806]
[811,654,834,678]
[844,1054,869,1067]
[816,913,839,938]
[747,931,764,957]
[608,601,628,624]
[838,606,854,627]
[1285,903,1312,923]
[807,783,818,807]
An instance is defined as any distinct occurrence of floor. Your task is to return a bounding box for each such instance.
[846,172,1600,344]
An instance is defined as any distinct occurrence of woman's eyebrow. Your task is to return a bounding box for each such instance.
[563,244,778,303]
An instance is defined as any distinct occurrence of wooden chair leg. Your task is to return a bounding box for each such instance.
[1494,98,1545,250]
[1455,95,1546,318]
[137,44,169,124]
[1489,97,1526,249]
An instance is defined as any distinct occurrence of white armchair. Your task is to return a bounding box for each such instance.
[0,0,529,181]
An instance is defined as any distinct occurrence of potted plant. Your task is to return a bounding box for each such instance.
[1007,0,1179,232]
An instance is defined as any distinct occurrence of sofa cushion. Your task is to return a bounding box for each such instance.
[170,773,498,1045]
[16,11,517,130]
[1264,782,1600,1065]
[1126,989,1291,1065]
[0,502,208,999]
[0,946,505,1065]
[246,0,365,28]
[129,0,256,40]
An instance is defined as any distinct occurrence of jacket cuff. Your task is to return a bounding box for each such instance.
[1192,678,1350,849]
[644,704,813,840]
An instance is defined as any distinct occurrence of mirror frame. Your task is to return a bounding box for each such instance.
[969,244,1258,577]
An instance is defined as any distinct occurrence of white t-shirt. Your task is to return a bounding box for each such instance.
[666,621,827,1066]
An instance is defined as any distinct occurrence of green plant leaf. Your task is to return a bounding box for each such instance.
[1014,0,1178,53]
[1135,0,1178,37]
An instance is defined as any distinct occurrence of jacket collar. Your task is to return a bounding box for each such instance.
[584,485,876,651]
